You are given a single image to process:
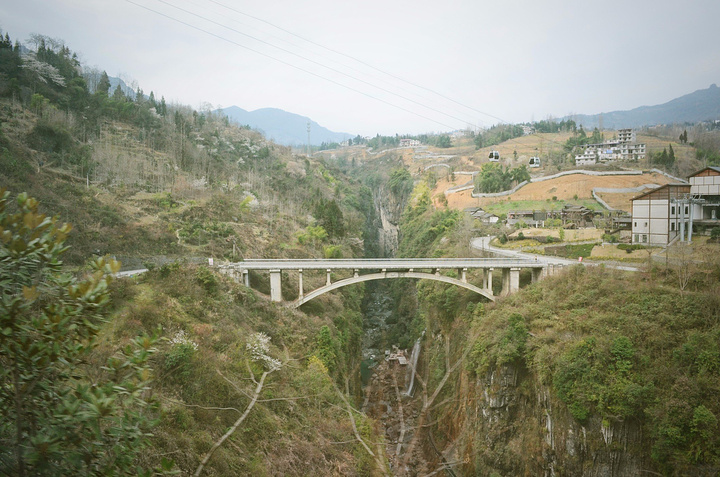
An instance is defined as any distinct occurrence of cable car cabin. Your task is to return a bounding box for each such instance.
[529,156,541,167]
[489,151,500,162]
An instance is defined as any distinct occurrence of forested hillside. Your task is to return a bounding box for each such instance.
[0,30,395,475]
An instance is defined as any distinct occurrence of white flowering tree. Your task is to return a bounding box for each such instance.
[194,332,282,477]
[20,51,66,88]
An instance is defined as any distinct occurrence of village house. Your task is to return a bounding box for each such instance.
[466,207,499,224]
[399,138,421,148]
[630,167,720,245]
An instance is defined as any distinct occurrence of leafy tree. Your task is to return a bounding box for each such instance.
[474,164,529,193]
[435,134,451,148]
[510,164,531,184]
[387,168,413,198]
[0,190,163,476]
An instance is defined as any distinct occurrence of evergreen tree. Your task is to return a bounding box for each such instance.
[314,199,345,238]
[668,143,676,166]
[97,70,111,96]
[112,83,125,101]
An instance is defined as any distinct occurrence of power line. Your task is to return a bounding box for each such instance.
[125,0,461,131]
[150,0,479,128]
[203,0,505,124]
[183,0,472,124]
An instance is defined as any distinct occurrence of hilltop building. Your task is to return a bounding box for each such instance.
[630,167,720,244]
[399,138,422,147]
[575,128,646,165]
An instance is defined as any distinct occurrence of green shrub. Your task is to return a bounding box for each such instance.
[602,233,619,243]
[164,330,198,380]
[323,245,343,258]
[195,266,218,293]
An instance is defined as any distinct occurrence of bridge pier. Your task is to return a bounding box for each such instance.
[243,269,249,287]
[531,267,542,283]
[326,269,332,286]
[298,269,304,299]
[270,269,282,302]
[501,268,520,296]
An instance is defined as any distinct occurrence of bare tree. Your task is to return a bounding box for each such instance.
[398,334,474,475]
[194,332,282,477]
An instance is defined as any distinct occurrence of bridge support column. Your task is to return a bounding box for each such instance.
[298,269,304,299]
[354,269,359,278]
[269,269,282,302]
[461,268,468,283]
[501,268,510,296]
[531,267,542,283]
[509,268,520,294]
[487,268,493,295]
[242,270,249,287]
[326,269,332,286]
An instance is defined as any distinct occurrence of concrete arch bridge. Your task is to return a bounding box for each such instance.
[218,258,557,308]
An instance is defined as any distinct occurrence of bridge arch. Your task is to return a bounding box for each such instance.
[293,271,494,308]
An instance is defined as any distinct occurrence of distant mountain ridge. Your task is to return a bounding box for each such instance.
[217,106,352,146]
[564,84,720,129]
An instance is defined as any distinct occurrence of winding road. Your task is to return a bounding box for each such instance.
[471,236,640,272]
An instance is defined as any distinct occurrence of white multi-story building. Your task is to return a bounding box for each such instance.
[617,128,636,143]
[631,184,691,245]
[575,151,597,165]
[399,138,421,147]
[575,129,646,165]
[631,167,720,244]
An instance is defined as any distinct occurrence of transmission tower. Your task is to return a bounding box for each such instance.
[306,122,311,156]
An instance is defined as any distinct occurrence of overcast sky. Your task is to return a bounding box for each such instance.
[2,0,719,137]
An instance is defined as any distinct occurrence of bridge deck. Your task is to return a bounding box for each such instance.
[230,258,544,270]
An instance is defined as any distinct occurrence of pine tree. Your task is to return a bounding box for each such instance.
[97,70,111,96]
[112,83,125,101]
[668,144,676,166]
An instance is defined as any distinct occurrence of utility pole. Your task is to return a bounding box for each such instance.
[306,122,311,157]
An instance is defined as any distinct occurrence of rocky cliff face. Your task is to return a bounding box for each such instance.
[454,364,648,476]
[374,185,403,257]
